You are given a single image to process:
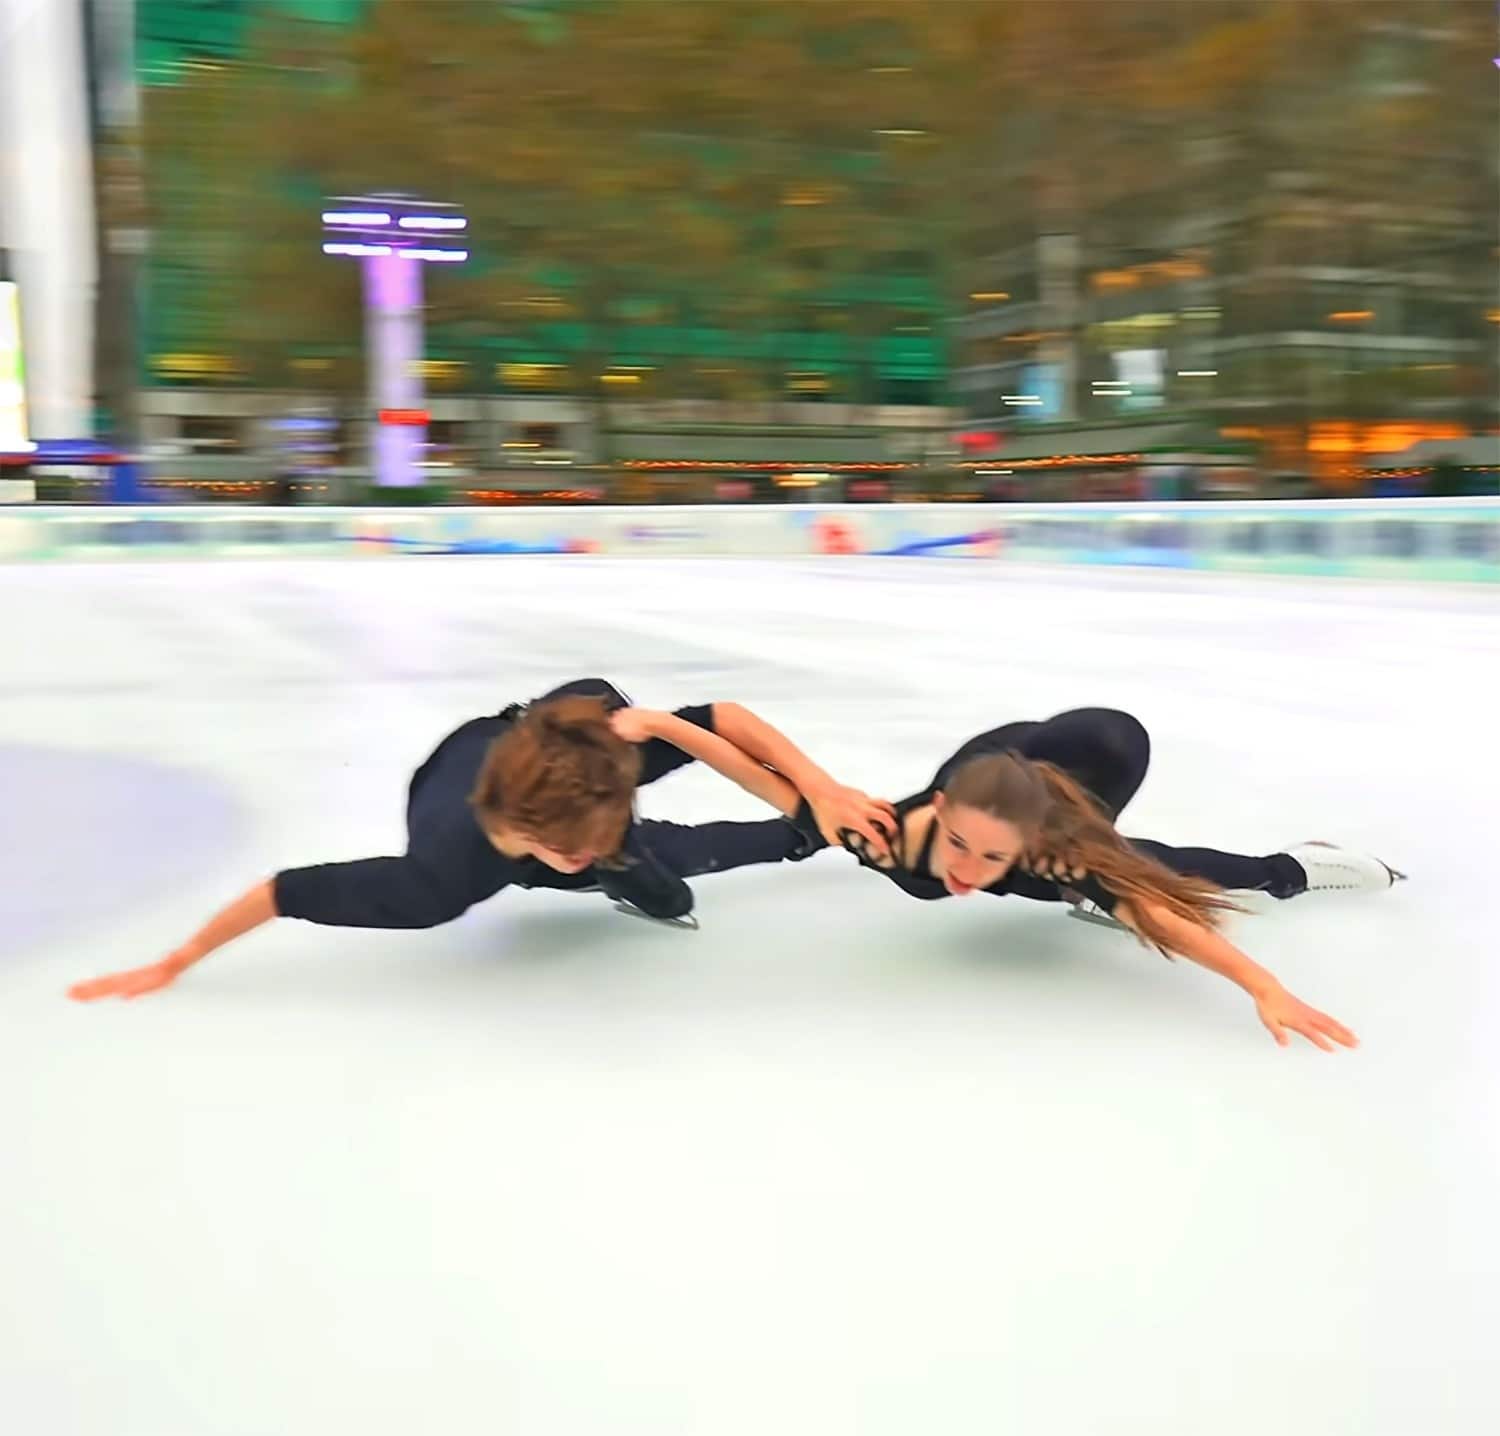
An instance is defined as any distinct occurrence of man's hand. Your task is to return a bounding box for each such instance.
[807,784,898,862]
[69,953,193,1002]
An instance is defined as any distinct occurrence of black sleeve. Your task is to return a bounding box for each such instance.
[636,704,716,786]
[274,855,502,929]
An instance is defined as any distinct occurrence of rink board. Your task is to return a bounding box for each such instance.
[0,498,1496,582]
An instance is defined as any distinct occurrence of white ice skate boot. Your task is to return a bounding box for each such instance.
[1284,842,1405,896]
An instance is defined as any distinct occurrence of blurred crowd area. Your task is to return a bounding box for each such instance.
[12,0,1500,504]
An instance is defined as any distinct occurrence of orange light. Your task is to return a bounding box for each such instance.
[1327,310,1374,323]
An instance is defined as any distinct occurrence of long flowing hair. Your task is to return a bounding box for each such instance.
[944,752,1242,954]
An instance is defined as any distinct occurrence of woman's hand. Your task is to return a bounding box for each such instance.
[1253,983,1358,1052]
[1021,850,1089,884]
[69,952,193,1002]
[808,784,898,861]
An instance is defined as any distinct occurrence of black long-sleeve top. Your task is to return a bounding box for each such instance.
[273,679,714,929]
[796,718,1121,912]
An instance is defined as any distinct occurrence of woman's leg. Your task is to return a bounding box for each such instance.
[1020,709,1151,819]
[1126,838,1307,898]
[934,709,1151,820]
[929,720,1039,793]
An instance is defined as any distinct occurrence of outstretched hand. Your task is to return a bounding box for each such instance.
[69,955,189,1003]
[1254,984,1358,1052]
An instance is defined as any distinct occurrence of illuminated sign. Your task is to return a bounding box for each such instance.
[0,282,34,453]
[1112,349,1166,411]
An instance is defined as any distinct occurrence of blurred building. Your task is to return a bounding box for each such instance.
[134,0,952,501]
[0,0,97,442]
[953,10,1498,494]
[126,3,1498,503]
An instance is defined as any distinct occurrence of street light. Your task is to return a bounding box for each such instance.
[321,195,469,489]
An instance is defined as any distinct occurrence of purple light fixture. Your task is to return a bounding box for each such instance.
[321,195,469,487]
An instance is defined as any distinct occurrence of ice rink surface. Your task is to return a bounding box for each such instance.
[3,554,1497,1436]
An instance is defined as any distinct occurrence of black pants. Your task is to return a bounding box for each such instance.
[937,707,1304,898]
[634,818,805,879]
[518,818,805,921]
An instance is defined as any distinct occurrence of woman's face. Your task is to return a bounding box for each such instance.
[931,794,1026,896]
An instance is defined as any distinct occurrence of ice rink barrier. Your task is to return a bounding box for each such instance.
[0,499,1496,582]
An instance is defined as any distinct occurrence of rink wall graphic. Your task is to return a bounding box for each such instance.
[0,499,1497,582]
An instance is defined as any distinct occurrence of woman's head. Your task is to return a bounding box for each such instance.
[936,748,1238,948]
[933,752,1049,894]
[469,695,641,872]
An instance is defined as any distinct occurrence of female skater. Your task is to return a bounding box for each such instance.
[783,706,1401,1052]
[67,678,885,1001]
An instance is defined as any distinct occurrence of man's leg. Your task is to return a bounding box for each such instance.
[598,817,808,923]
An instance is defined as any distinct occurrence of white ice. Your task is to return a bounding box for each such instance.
[2,554,1497,1436]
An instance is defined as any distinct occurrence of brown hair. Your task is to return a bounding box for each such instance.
[943,752,1241,954]
[469,695,641,858]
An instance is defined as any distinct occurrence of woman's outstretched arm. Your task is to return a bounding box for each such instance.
[1117,898,1358,1052]
[69,879,280,1001]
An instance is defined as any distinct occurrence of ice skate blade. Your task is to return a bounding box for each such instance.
[1067,906,1128,933]
[612,900,700,931]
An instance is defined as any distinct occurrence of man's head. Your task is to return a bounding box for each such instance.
[470,695,641,872]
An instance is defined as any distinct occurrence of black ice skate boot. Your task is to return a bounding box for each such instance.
[599,826,700,931]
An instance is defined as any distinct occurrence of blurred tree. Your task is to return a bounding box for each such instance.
[146,0,976,438]
[141,0,1496,461]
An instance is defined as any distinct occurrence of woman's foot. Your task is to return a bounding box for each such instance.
[1066,899,1130,933]
[1282,841,1406,896]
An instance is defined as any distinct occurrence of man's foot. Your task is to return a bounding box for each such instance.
[597,826,697,923]
[612,900,700,931]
